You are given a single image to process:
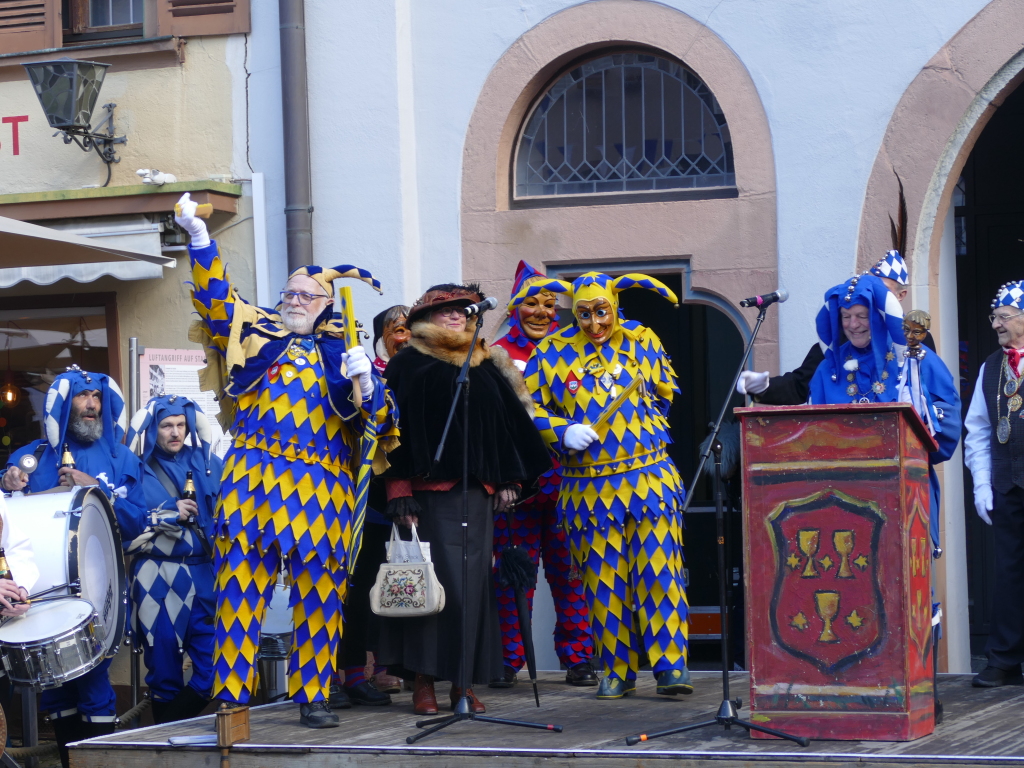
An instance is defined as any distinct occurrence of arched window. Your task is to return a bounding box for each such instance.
[514,52,735,199]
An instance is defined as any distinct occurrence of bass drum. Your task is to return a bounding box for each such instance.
[4,487,127,658]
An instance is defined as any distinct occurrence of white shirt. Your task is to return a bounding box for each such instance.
[0,495,39,592]
[964,362,992,486]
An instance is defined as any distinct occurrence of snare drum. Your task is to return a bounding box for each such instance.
[0,598,104,688]
[4,487,127,659]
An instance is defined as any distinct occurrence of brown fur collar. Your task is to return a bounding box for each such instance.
[409,321,535,413]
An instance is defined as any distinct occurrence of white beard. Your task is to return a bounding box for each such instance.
[282,307,317,335]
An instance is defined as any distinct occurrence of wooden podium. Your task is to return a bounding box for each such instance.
[737,403,938,741]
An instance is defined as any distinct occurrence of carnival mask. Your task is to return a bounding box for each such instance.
[576,297,616,345]
[383,316,410,358]
[518,292,557,341]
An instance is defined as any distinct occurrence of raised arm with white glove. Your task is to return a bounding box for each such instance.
[342,345,373,400]
[174,192,211,249]
[737,370,770,396]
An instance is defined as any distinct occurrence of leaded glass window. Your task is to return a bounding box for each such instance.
[515,52,735,199]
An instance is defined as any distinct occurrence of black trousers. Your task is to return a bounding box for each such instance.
[988,486,1024,669]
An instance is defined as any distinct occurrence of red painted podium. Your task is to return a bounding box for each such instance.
[737,403,938,741]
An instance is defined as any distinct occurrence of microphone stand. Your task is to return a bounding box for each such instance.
[407,311,562,743]
[625,301,809,748]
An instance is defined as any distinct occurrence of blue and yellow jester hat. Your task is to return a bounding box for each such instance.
[284,264,382,304]
[509,272,679,334]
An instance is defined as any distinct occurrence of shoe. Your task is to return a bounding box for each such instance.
[413,673,438,715]
[299,700,340,728]
[489,665,518,688]
[328,684,352,709]
[565,660,598,686]
[449,686,486,713]
[972,665,1024,688]
[373,672,402,694]
[347,681,392,706]
[596,676,636,699]
[656,668,694,695]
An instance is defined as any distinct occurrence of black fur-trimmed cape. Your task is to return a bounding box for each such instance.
[382,321,552,487]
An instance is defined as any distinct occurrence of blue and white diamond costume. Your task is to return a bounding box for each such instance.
[125,395,223,710]
[6,369,145,730]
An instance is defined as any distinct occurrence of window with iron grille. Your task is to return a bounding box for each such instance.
[514,52,735,200]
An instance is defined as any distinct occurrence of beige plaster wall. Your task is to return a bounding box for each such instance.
[0,36,238,193]
[460,0,779,370]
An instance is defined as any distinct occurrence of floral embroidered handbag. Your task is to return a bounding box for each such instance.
[370,524,446,617]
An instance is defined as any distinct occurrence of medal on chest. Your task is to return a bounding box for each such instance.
[566,371,580,395]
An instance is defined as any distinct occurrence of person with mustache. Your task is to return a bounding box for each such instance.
[2,367,146,767]
[124,395,223,724]
[175,193,400,728]
[515,273,692,700]
[489,261,596,689]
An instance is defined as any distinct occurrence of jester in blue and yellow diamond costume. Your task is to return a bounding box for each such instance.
[492,261,594,684]
[516,272,692,698]
[181,198,399,719]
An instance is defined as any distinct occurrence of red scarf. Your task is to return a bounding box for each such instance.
[1006,347,1023,377]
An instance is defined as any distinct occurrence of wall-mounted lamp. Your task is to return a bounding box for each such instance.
[22,57,127,187]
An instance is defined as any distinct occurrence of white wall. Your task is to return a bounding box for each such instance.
[298,0,988,366]
[243,1,288,302]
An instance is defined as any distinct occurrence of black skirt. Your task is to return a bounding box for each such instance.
[376,481,502,685]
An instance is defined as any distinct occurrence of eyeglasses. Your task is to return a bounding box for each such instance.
[281,290,330,306]
[989,311,1024,325]
[433,306,463,318]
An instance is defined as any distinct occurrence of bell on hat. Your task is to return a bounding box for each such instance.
[870,250,909,286]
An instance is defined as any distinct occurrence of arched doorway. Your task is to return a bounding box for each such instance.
[954,82,1024,663]
[857,0,1024,672]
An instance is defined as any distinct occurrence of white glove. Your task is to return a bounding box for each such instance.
[974,483,994,526]
[563,423,599,451]
[342,346,373,400]
[737,370,770,396]
[174,192,210,248]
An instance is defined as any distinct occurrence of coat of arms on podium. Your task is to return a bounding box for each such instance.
[768,489,886,674]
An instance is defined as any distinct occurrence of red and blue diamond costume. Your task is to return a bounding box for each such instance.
[491,261,593,673]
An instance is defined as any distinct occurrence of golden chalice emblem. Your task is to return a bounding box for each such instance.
[834,530,855,579]
[815,590,840,643]
[798,529,820,578]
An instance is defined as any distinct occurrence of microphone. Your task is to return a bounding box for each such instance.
[739,289,789,309]
[461,297,499,316]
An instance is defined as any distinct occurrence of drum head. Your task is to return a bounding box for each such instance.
[69,488,126,657]
[0,598,95,643]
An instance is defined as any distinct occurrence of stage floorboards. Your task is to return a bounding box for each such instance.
[69,673,1024,767]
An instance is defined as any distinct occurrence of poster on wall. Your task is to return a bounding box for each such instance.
[138,348,231,457]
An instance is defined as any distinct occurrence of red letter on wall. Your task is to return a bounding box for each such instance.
[2,116,29,155]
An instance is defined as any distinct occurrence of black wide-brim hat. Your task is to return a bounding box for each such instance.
[407,283,483,325]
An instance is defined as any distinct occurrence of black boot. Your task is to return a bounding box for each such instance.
[150,698,172,725]
[78,720,116,741]
[158,686,210,723]
[50,716,81,768]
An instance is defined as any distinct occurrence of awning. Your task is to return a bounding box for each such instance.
[0,214,174,288]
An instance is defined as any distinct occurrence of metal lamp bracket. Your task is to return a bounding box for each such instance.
[55,103,127,186]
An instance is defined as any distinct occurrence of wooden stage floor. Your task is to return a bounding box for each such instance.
[69,673,1024,767]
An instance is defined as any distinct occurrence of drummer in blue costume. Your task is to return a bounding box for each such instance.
[125,394,223,723]
[1,366,146,768]
[809,273,961,544]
